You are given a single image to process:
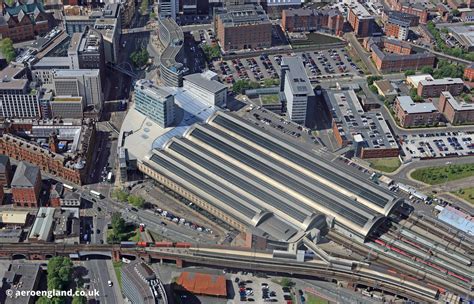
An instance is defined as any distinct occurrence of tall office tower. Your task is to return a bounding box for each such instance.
[134,80,175,128]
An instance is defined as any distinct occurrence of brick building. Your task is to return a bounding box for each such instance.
[383,10,420,26]
[386,0,428,23]
[347,1,375,37]
[215,5,272,51]
[394,96,441,127]
[281,8,343,35]
[464,63,474,81]
[385,15,412,40]
[365,37,435,72]
[0,155,12,187]
[0,0,51,42]
[0,120,96,185]
[438,91,474,125]
[11,161,41,208]
[417,78,464,98]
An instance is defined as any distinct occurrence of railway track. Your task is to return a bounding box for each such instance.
[327,230,472,296]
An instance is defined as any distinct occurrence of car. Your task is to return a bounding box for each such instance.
[298,289,304,295]
[108,280,113,286]
[96,229,100,234]
[235,277,240,283]
[246,280,253,284]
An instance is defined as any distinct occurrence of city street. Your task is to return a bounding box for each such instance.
[82,259,121,304]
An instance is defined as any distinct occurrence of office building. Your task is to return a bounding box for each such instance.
[68,27,106,76]
[438,91,474,125]
[0,66,41,119]
[394,96,441,127]
[183,72,228,107]
[215,5,272,51]
[364,37,435,72]
[417,78,464,98]
[0,0,51,42]
[1,263,41,304]
[0,155,11,187]
[31,57,71,86]
[347,1,375,37]
[157,18,188,87]
[64,3,121,35]
[281,8,344,35]
[93,18,120,64]
[53,208,79,242]
[324,89,399,158]
[159,0,179,19]
[53,69,103,112]
[11,162,42,208]
[280,57,315,126]
[50,96,84,119]
[134,80,175,128]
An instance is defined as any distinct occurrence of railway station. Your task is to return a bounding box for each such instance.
[139,112,404,245]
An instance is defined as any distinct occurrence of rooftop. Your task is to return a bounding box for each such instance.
[143,112,401,241]
[29,207,55,241]
[349,1,373,19]
[53,69,100,78]
[32,56,71,69]
[11,162,40,188]
[441,91,474,111]
[177,272,227,297]
[447,25,474,48]
[438,206,473,236]
[0,211,29,225]
[281,56,314,96]
[216,4,271,27]
[374,80,397,95]
[135,80,173,103]
[406,74,434,87]
[158,18,187,76]
[396,96,438,114]
[3,263,41,304]
[183,73,227,94]
[419,77,464,87]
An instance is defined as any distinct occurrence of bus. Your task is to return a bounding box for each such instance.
[63,184,75,191]
[107,172,113,183]
[90,190,102,199]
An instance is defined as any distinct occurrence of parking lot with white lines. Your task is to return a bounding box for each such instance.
[401,131,474,159]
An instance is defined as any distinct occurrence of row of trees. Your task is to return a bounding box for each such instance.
[426,21,474,62]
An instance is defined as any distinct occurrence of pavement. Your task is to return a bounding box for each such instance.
[344,33,380,76]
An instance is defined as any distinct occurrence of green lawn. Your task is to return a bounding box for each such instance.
[306,294,330,304]
[149,231,165,242]
[452,187,474,205]
[291,33,343,47]
[369,157,401,173]
[113,261,123,289]
[128,229,141,242]
[411,163,474,185]
[260,94,280,105]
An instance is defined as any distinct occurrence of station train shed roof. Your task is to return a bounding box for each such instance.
[143,112,402,241]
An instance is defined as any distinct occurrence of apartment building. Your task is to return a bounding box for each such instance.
[394,96,441,127]
[417,78,464,98]
[281,8,343,35]
[215,5,272,51]
[438,91,474,125]
[347,1,375,37]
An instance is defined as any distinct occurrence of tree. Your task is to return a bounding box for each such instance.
[47,256,73,291]
[130,48,149,68]
[232,80,259,94]
[367,75,382,86]
[150,12,157,19]
[72,296,87,304]
[111,213,126,235]
[421,66,433,75]
[113,189,129,202]
[140,0,149,14]
[0,38,16,63]
[451,9,460,16]
[128,195,145,208]
[404,70,415,76]
[202,45,221,61]
[280,278,294,287]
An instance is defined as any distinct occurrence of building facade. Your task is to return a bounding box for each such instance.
[183,73,227,107]
[0,155,12,187]
[215,5,272,51]
[438,91,474,125]
[464,63,474,81]
[394,96,441,127]
[281,8,343,35]
[11,161,42,208]
[134,80,175,128]
[347,1,375,37]
[417,78,464,98]
[280,56,315,126]
[0,0,51,42]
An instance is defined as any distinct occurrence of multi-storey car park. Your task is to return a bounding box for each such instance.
[139,112,403,244]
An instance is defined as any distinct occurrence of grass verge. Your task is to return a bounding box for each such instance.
[113,261,123,290]
[411,163,474,185]
[452,187,474,205]
[306,294,330,304]
[368,157,401,173]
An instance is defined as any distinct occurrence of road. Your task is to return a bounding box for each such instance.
[344,33,380,76]
[82,259,121,304]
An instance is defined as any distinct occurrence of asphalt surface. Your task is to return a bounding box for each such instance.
[344,33,380,76]
[82,259,120,304]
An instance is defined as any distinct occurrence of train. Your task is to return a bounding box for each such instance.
[374,239,470,283]
[120,241,192,248]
